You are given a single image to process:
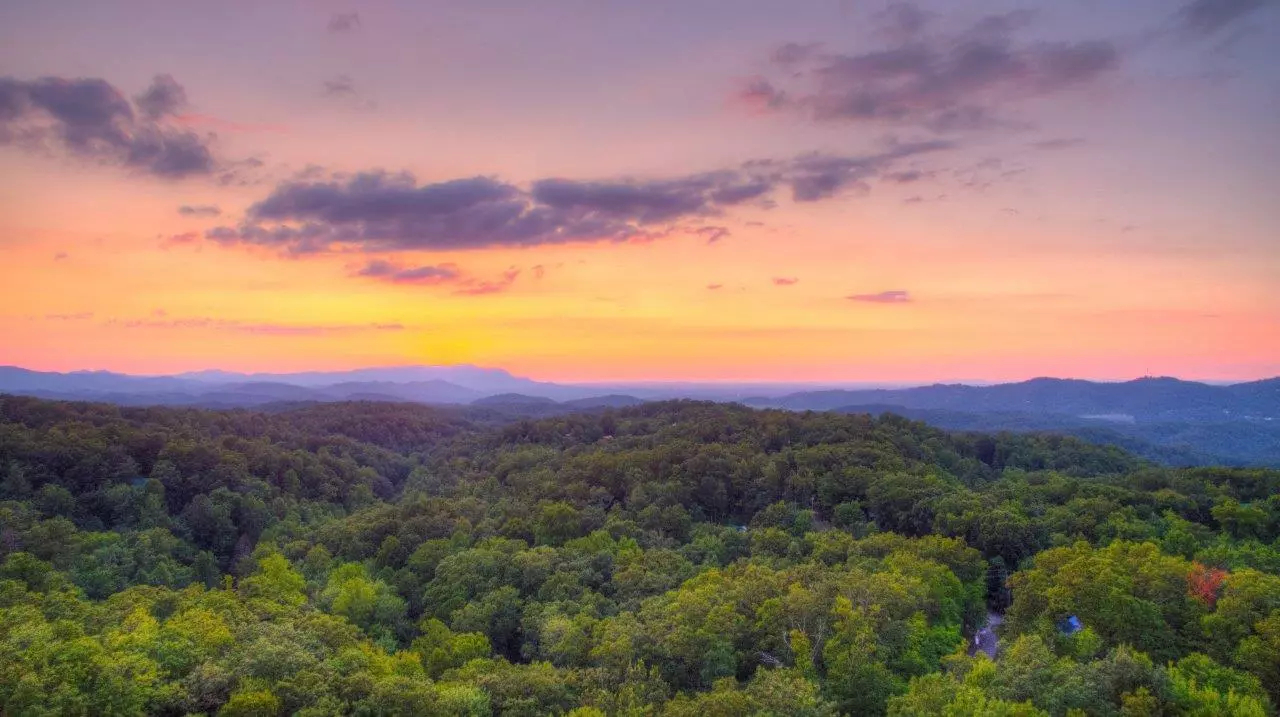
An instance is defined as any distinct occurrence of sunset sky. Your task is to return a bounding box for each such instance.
[2,0,1278,382]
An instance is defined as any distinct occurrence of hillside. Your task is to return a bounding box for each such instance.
[1,395,1278,715]
[4,367,1279,467]
[830,404,1280,466]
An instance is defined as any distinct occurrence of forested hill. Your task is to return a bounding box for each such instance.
[2,395,1279,715]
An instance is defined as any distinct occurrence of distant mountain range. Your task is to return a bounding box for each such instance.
[2,366,1278,466]
[745,377,1280,466]
[744,376,1280,422]
[0,365,588,406]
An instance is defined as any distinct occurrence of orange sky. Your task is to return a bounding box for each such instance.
[2,1,1277,382]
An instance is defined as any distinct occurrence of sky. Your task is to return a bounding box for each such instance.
[1,0,1278,383]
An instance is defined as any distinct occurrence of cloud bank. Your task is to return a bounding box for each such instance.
[204,141,951,254]
[0,74,218,178]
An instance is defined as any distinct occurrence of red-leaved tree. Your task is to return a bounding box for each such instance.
[1187,563,1228,608]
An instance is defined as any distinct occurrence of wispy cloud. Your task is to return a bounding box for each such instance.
[351,259,526,295]
[695,226,731,243]
[1179,0,1273,37]
[736,4,1121,133]
[847,290,912,303]
[173,114,288,134]
[323,76,357,96]
[109,315,404,335]
[178,204,222,217]
[353,259,461,285]
[773,277,799,286]
[1031,137,1086,151]
[328,12,361,33]
[454,268,520,296]
[162,232,200,248]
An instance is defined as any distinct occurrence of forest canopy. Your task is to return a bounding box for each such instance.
[2,395,1279,715]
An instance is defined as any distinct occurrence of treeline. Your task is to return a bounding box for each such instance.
[1,395,1278,715]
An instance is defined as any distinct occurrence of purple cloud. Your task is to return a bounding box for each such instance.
[737,77,788,112]
[773,277,799,286]
[133,74,187,120]
[204,141,951,254]
[354,259,461,285]
[884,169,928,183]
[0,74,217,178]
[353,258,528,295]
[178,204,221,217]
[785,140,951,201]
[877,2,931,42]
[1031,137,1086,151]
[328,12,361,33]
[695,226,731,243]
[323,76,357,96]
[1179,0,1272,36]
[737,5,1121,133]
[848,290,912,303]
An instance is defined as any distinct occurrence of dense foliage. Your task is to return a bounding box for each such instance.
[2,395,1279,715]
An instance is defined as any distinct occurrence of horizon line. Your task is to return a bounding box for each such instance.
[1,363,1272,388]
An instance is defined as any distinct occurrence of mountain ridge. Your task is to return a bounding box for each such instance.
[3,366,1279,466]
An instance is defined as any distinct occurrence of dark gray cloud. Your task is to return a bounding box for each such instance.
[354,259,461,285]
[328,12,361,33]
[1180,0,1272,36]
[739,4,1121,133]
[848,290,912,303]
[0,75,216,178]
[323,76,357,96]
[178,204,222,217]
[134,74,187,119]
[205,141,950,254]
